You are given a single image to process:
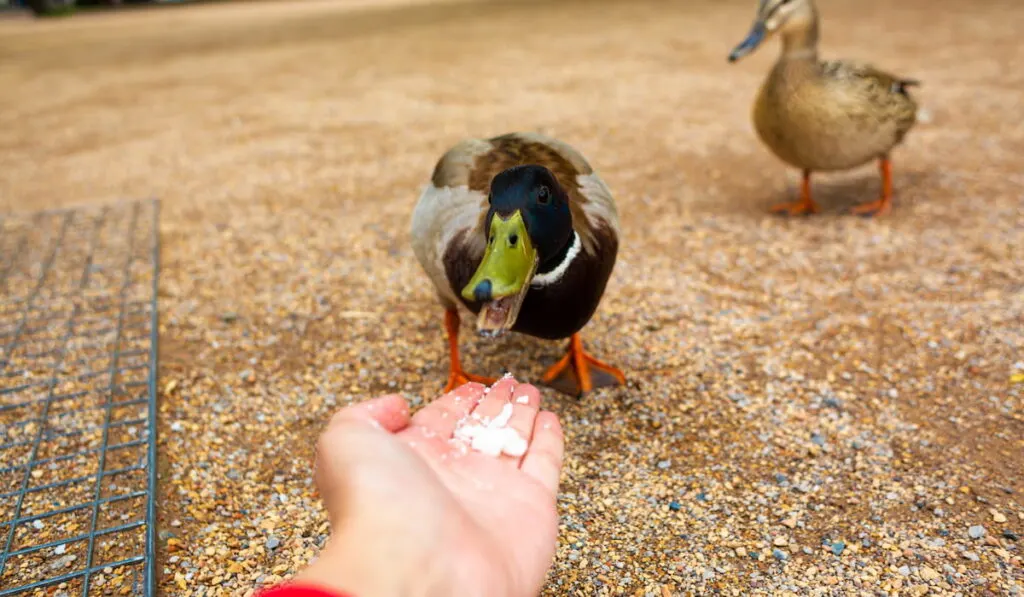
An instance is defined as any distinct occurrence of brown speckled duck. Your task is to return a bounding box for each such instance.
[728,0,920,217]
[411,132,625,398]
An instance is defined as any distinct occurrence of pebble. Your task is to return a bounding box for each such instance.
[266,536,281,550]
[54,544,66,555]
[898,565,911,576]
[963,551,980,562]
[48,555,76,571]
[831,541,846,556]
[772,549,788,561]
[968,525,986,539]
[668,501,681,512]
[920,566,941,581]
[656,460,671,470]
[1003,531,1019,542]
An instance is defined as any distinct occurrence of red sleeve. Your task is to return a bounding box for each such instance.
[255,583,352,597]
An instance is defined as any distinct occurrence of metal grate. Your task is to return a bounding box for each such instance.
[0,200,159,596]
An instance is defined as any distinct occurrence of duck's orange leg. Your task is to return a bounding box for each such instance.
[771,169,819,216]
[851,157,894,217]
[443,308,496,393]
[542,333,625,398]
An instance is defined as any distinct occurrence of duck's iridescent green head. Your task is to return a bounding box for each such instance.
[462,164,572,336]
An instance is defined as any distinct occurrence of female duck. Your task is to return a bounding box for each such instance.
[411,132,625,397]
[728,0,919,217]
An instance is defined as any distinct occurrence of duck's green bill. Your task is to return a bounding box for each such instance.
[462,210,538,336]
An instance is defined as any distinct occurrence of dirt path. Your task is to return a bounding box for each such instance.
[1,0,1022,594]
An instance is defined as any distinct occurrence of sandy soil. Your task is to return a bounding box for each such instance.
[1,0,1022,594]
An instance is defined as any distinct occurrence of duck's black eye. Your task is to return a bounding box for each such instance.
[537,186,550,205]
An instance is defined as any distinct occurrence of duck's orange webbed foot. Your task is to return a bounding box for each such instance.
[850,157,894,218]
[770,200,819,216]
[444,368,498,394]
[771,169,818,216]
[542,333,625,398]
[442,308,497,393]
[849,197,892,217]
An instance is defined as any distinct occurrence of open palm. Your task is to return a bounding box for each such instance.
[294,376,565,597]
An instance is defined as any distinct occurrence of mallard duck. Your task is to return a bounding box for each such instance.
[728,0,919,217]
[411,132,625,398]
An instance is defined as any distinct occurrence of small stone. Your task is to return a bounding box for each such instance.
[170,421,183,432]
[668,501,681,512]
[656,460,671,470]
[773,536,788,546]
[266,536,281,550]
[54,544,67,555]
[963,551,979,562]
[811,432,826,446]
[49,555,77,571]
[968,525,986,539]
[772,549,788,561]
[1003,531,1019,542]
[898,565,911,576]
[781,517,798,529]
[32,520,44,529]
[991,510,1007,523]
[919,566,940,581]
[831,541,846,556]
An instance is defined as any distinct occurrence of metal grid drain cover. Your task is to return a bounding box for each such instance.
[0,200,159,596]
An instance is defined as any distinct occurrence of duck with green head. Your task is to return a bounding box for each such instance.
[411,132,625,398]
[729,0,920,217]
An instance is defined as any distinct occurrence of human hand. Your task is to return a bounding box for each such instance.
[293,376,565,597]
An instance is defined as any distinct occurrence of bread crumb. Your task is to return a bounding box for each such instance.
[453,402,526,457]
[515,395,529,404]
[503,434,527,457]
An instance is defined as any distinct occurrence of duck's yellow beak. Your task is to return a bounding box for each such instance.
[728,21,766,62]
[463,210,536,302]
[462,210,538,336]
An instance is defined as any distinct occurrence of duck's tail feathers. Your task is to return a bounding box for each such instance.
[894,78,921,96]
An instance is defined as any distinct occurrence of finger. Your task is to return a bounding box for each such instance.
[467,374,516,421]
[497,382,541,465]
[521,411,564,495]
[328,394,411,433]
[410,382,487,439]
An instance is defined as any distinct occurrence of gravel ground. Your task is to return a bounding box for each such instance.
[1,0,1022,594]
